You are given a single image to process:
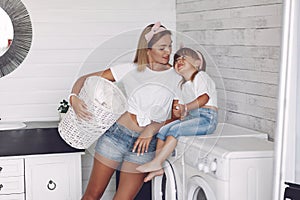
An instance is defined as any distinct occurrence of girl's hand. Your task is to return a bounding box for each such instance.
[132,130,153,156]
[71,96,92,120]
[172,102,181,118]
[177,104,188,120]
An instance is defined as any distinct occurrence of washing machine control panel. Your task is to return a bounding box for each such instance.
[197,157,218,173]
[195,155,229,180]
[183,142,229,180]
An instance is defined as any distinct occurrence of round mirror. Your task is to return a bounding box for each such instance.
[0,8,13,57]
[0,0,32,78]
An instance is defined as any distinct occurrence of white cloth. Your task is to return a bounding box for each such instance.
[178,71,218,107]
[111,63,181,127]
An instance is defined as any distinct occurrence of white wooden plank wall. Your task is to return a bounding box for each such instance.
[176,0,283,139]
[0,0,176,198]
[0,0,176,122]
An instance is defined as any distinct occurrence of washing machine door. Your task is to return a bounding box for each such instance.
[187,176,216,200]
[152,160,182,200]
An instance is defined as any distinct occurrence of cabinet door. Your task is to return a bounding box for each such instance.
[25,154,82,200]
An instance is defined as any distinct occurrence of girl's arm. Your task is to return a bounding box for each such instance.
[179,94,209,118]
[186,93,209,112]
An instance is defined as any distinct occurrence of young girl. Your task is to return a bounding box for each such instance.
[136,47,218,182]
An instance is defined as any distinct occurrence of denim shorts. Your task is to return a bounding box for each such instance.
[95,123,157,165]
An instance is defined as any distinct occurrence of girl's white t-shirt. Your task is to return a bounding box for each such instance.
[179,71,218,108]
[111,63,181,127]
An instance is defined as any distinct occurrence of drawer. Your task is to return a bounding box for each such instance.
[0,176,24,195]
[0,160,24,177]
[0,193,25,200]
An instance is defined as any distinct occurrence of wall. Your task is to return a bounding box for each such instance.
[0,0,176,198]
[0,0,284,197]
[0,0,176,122]
[176,0,283,139]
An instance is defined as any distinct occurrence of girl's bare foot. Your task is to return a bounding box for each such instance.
[136,161,162,173]
[144,169,164,182]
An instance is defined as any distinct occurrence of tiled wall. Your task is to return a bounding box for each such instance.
[176,0,283,139]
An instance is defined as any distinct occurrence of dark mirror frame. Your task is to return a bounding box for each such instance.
[0,0,32,78]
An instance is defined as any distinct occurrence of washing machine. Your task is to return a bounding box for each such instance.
[151,123,270,200]
[183,136,274,200]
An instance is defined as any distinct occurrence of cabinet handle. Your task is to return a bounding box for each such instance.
[47,180,56,191]
[0,184,3,191]
[0,167,2,172]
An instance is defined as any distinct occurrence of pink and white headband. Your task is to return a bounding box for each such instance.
[179,43,204,70]
[145,22,166,43]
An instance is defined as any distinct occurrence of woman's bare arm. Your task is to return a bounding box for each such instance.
[70,68,115,119]
[70,69,114,102]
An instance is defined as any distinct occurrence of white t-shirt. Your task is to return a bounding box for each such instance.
[111,63,181,127]
[178,71,218,108]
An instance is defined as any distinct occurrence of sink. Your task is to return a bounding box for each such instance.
[0,121,27,131]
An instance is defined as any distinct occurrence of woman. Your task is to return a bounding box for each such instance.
[69,22,181,200]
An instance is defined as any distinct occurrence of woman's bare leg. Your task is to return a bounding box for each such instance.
[113,161,147,200]
[82,153,119,200]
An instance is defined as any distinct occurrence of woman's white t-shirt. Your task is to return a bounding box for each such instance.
[111,63,181,127]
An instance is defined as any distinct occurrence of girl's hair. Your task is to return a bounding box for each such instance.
[133,24,172,71]
[173,47,206,86]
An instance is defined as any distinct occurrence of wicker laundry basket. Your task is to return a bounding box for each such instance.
[58,76,127,149]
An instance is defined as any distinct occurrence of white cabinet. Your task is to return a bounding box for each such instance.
[0,153,82,200]
[25,153,82,200]
[0,159,24,200]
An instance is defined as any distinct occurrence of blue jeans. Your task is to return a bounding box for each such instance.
[156,107,218,141]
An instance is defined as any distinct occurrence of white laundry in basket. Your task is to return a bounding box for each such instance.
[58,76,127,149]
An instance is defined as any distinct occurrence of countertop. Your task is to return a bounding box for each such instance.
[24,121,60,129]
[0,121,84,157]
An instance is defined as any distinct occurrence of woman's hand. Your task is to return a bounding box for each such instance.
[132,121,164,156]
[71,96,92,120]
[132,130,153,156]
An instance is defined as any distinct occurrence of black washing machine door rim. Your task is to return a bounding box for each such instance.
[187,175,216,200]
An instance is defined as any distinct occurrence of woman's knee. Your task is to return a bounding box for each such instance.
[82,192,102,200]
[114,167,146,200]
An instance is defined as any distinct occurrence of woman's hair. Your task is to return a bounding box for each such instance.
[133,24,172,71]
[173,47,207,86]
